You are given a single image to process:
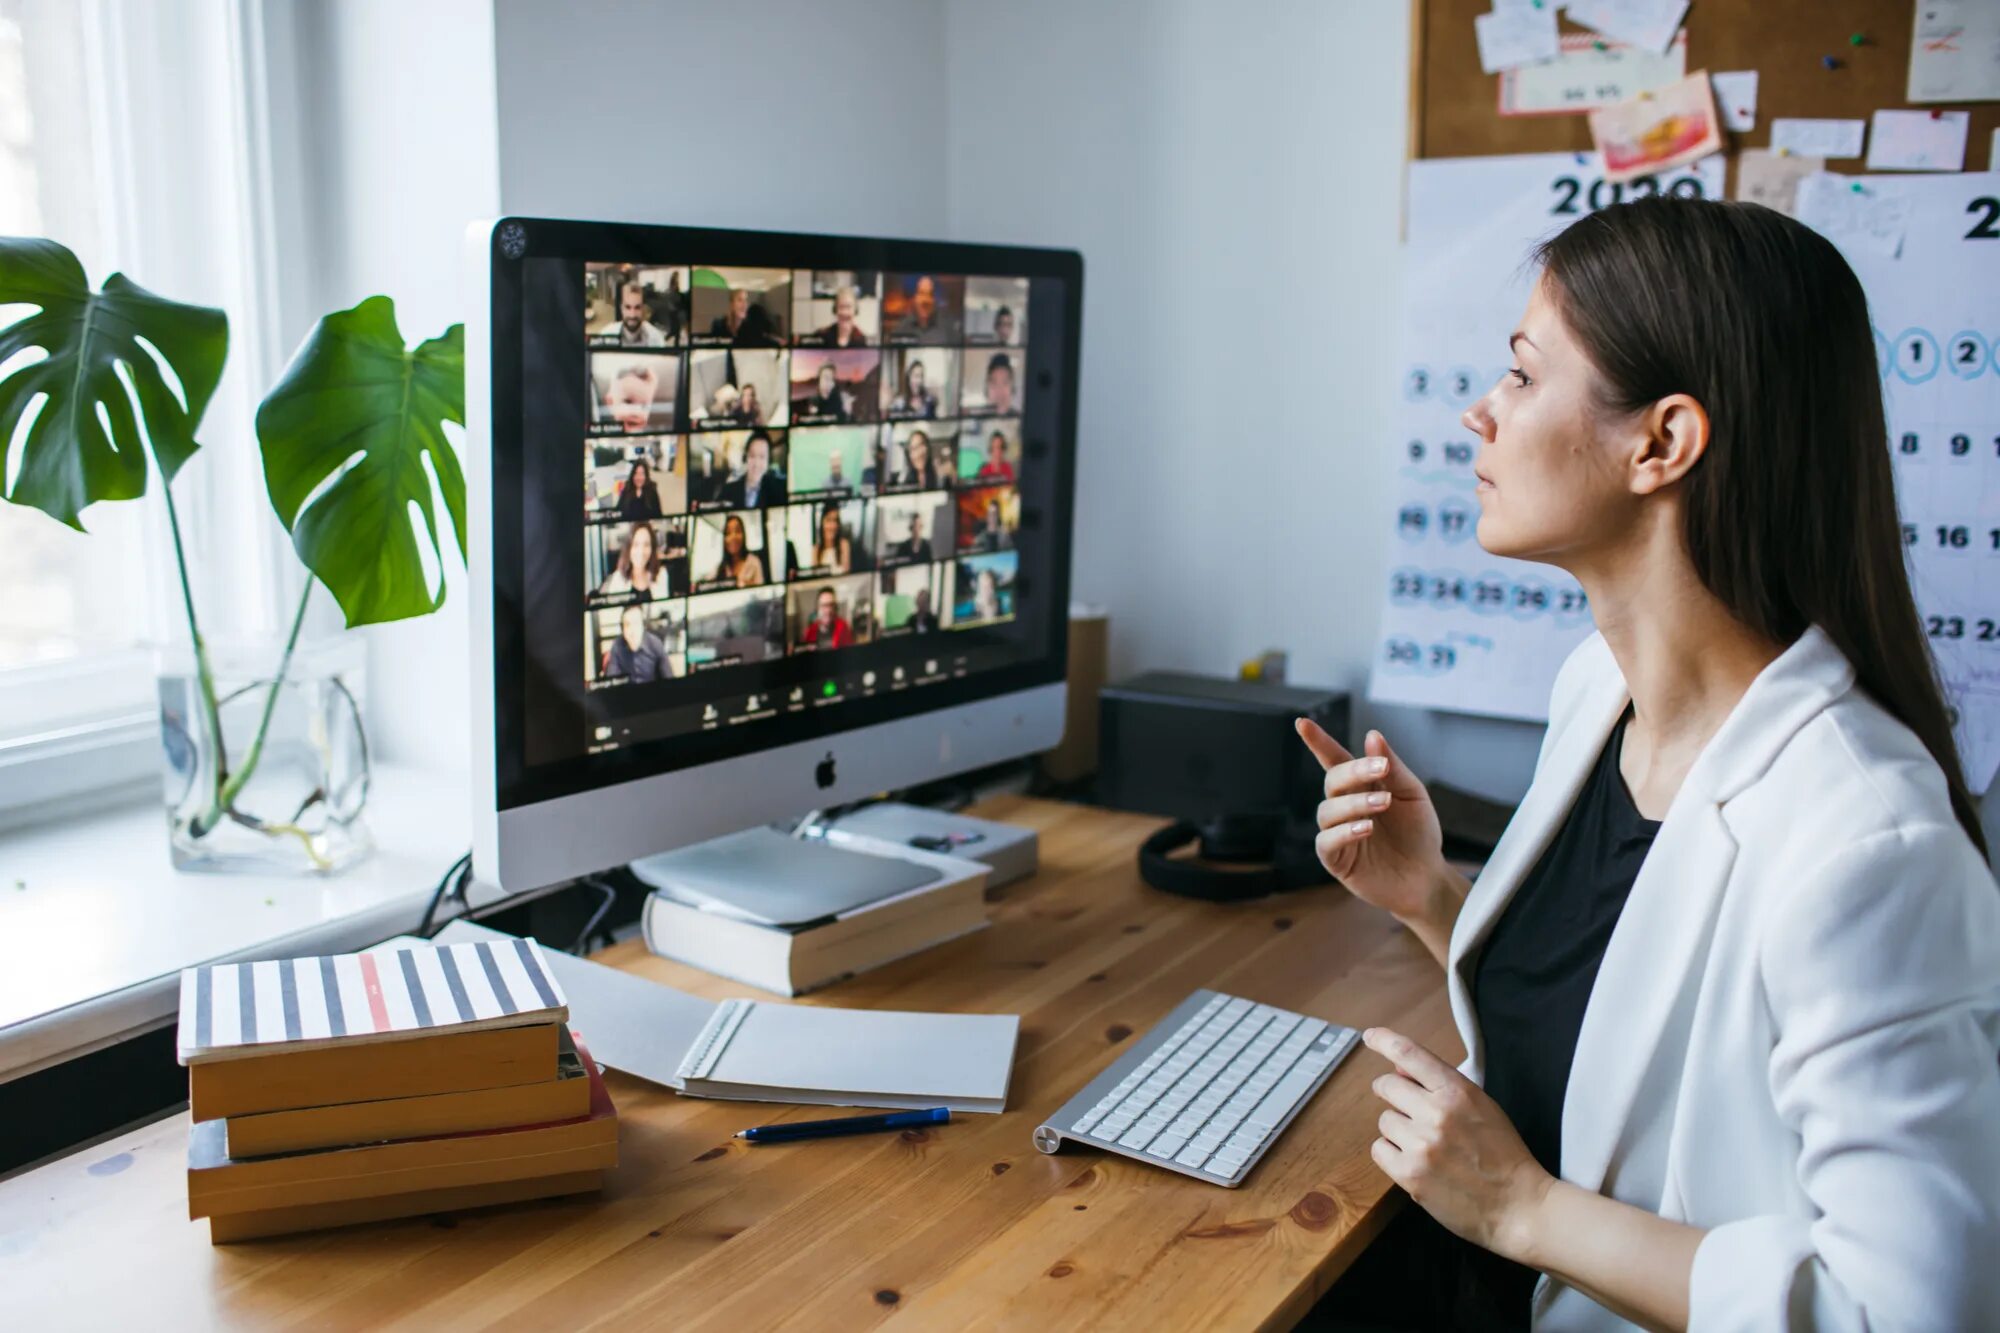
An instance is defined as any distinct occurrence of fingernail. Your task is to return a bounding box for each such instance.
[1368,757,1389,775]
[1351,819,1373,837]
[1368,791,1391,808]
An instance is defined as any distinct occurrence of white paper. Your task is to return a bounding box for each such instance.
[1500,31,1686,115]
[1908,0,2000,103]
[1710,71,1759,132]
[1563,0,1688,54]
[1771,117,1868,159]
[1792,172,2000,791]
[1867,109,1971,172]
[1991,128,2000,171]
[1373,152,1725,723]
[1732,148,1824,217]
[1795,174,1913,259]
[1491,0,1564,9]
[1475,6,1560,74]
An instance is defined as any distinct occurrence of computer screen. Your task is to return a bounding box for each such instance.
[480,221,1080,818]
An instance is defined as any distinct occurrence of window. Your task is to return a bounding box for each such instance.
[0,0,291,820]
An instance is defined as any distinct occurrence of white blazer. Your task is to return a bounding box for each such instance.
[1448,626,2000,1332]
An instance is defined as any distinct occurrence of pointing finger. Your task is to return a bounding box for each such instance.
[1295,717,1351,771]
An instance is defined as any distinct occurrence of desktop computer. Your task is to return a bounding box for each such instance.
[464,218,1083,893]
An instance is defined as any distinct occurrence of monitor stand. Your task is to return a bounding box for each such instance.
[626,826,941,925]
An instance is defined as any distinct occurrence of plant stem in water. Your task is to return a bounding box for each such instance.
[217,578,312,814]
[163,479,229,836]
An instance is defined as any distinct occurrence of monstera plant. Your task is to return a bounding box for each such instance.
[0,236,465,869]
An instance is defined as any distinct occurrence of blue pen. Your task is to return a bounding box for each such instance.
[734,1106,950,1144]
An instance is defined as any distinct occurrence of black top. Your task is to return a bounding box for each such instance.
[1462,706,1661,1323]
[1475,705,1660,1178]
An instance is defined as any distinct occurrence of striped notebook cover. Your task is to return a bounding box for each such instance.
[178,938,569,1066]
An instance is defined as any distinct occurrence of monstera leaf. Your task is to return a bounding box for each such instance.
[256,297,466,627]
[0,237,228,528]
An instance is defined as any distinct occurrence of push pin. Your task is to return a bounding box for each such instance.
[1930,109,1943,119]
[1822,55,1841,70]
[1776,146,1791,157]
[1849,181,1866,195]
[1592,39,1606,50]
[1848,32,1867,47]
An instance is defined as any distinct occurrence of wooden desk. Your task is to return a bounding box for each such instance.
[0,797,1460,1331]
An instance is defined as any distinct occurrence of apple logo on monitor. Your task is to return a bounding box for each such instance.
[815,751,837,789]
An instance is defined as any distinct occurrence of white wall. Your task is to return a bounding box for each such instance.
[265,0,502,773]
[492,0,949,236]
[941,0,1544,800]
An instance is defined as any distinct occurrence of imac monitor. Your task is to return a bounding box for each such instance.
[466,219,1083,892]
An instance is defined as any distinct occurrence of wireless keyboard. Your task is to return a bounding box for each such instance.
[1032,988,1360,1187]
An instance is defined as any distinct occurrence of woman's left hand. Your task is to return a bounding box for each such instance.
[1364,1027,1553,1264]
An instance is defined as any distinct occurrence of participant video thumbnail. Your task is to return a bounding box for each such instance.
[875,492,955,569]
[586,264,688,347]
[687,430,788,510]
[882,272,963,345]
[787,574,876,654]
[960,420,1019,484]
[793,271,881,348]
[962,276,1027,346]
[960,348,1021,416]
[585,517,689,603]
[955,485,1018,554]
[690,509,787,592]
[877,561,950,638]
[881,423,955,492]
[690,266,790,347]
[789,349,881,426]
[684,585,787,671]
[784,499,875,578]
[587,435,686,518]
[953,550,1018,627]
[587,601,686,687]
[883,346,957,421]
[589,351,681,435]
[786,426,872,499]
[687,349,787,431]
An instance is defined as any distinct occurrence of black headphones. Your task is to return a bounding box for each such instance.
[1138,812,1332,902]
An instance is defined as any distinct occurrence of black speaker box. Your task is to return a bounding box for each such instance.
[1097,672,1350,826]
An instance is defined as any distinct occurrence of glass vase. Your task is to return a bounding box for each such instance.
[158,636,373,874]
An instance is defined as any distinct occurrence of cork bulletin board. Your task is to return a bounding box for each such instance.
[1409,0,2000,176]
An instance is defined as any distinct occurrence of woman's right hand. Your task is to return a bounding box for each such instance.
[1295,719,1452,925]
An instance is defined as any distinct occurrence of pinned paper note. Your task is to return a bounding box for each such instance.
[1794,174,1911,260]
[1771,118,1867,160]
[1991,128,2000,172]
[1564,0,1688,55]
[1586,70,1722,184]
[1500,31,1686,115]
[1908,0,2000,103]
[1476,5,1560,75]
[1732,148,1823,218]
[1710,71,1758,133]
[1866,109,1970,172]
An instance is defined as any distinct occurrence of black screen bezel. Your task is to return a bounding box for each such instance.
[485,217,1083,813]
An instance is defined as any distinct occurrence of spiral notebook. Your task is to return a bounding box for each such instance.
[673,997,1018,1113]
[430,922,1018,1113]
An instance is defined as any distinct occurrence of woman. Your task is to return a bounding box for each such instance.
[1302,198,2000,1332]
[615,458,663,520]
[971,568,1000,621]
[812,506,851,574]
[596,521,671,600]
[708,512,765,588]
[801,362,849,422]
[892,358,938,418]
[894,430,940,490]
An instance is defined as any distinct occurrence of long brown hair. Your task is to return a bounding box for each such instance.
[1535,197,1987,859]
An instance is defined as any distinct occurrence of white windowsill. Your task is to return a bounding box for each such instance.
[0,764,489,1084]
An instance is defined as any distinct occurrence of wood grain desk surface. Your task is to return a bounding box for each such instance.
[0,796,1460,1332]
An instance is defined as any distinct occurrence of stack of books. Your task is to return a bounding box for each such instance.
[177,936,618,1243]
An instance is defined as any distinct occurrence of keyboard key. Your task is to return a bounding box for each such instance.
[1245,1058,1329,1134]
[1119,1126,1158,1151]
[1150,1133,1187,1159]
[1176,1145,1213,1169]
